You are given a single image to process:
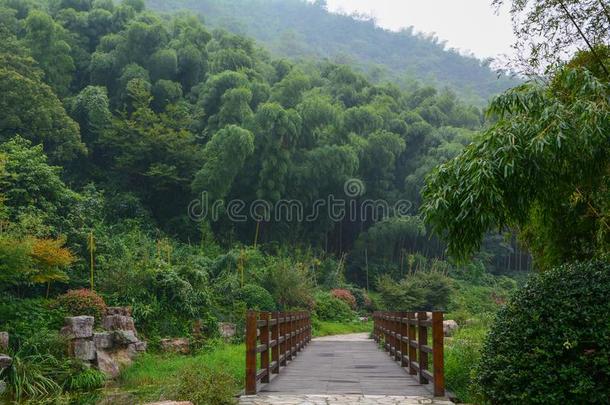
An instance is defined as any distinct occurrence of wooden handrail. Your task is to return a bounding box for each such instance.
[245,310,312,394]
[373,311,445,397]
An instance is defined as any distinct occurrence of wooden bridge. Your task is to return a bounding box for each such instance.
[241,311,452,404]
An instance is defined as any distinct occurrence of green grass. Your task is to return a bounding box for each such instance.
[106,321,372,402]
[115,341,245,402]
[444,321,489,404]
[313,320,372,337]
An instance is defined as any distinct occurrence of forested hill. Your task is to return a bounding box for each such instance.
[147,0,518,105]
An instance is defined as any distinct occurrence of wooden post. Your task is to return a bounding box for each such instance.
[394,312,401,361]
[287,312,293,361]
[245,310,257,394]
[280,312,287,366]
[400,311,408,367]
[408,312,417,375]
[373,312,377,342]
[272,311,280,374]
[418,311,429,384]
[432,312,445,397]
[261,312,270,383]
[296,312,301,352]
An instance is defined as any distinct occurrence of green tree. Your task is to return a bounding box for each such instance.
[253,103,301,202]
[422,63,610,268]
[191,125,255,201]
[24,10,75,96]
[0,66,85,163]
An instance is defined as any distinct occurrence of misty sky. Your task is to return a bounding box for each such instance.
[323,0,515,59]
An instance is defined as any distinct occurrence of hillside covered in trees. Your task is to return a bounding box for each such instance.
[5,0,608,403]
[146,0,519,106]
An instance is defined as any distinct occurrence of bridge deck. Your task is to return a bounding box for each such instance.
[258,333,440,397]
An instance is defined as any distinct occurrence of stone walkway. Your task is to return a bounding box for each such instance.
[239,333,452,404]
[239,394,453,404]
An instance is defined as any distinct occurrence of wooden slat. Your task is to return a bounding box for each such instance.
[256,368,267,381]
[421,369,434,382]
[420,344,433,354]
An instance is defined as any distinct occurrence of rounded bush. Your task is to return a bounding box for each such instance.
[349,287,373,311]
[477,260,610,404]
[54,289,107,321]
[238,284,276,311]
[314,291,354,321]
[331,288,356,309]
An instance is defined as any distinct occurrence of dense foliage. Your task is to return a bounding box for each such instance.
[0,0,575,403]
[477,260,610,403]
[422,55,610,269]
[147,0,518,106]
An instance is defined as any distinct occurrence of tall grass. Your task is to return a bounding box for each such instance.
[444,321,488,403]
[117,340,244,404]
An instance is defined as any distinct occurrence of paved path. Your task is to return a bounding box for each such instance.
[239,333,452,404]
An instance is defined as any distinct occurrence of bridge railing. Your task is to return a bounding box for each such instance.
[373,311,445,397]
[245,310,311,394]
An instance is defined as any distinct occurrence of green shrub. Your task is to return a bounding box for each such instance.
[348,287,372,311]
[477,260,610,404]
[54,289,107,321]
[313,291,354,322]
[445,323,487,404]
[263,259,314,309]
[163,364,238,405]
[377,272,452,311]
[2,352,66,402]
[64,366,106,392]
[0,297,67,353]
[238,284,275,311]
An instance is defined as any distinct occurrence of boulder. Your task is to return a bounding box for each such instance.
[71,339,96,361]
[106,307,132,317]
[113,330,138,345]
[0,332,8,351]
[160,338,190,354]
[103,315,136,333]
[219,322,236,339]
[0,381,6,395]
[96,347,136,379]
[94,332,113,349]
[133,340,147,352]
[96,350,120,379]
[61,316,94,339]
[0,355,12,369]
[443,320,459,337]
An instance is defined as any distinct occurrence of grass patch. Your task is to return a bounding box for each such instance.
[444,321,488,404]
[116,341,244,404]
[313,320,372,337]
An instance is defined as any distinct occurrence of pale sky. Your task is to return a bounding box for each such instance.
[323,0,515,60]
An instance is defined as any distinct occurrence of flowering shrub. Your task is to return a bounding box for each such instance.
[349,287,373,311]
[330,289,356,309]
[55,289,107,321]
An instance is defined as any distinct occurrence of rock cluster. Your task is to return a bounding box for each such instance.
[219,322,236,339]
[442,320,459,337]
[60,307,146,378]
[160,337,190,354]
[0,332,12,395]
